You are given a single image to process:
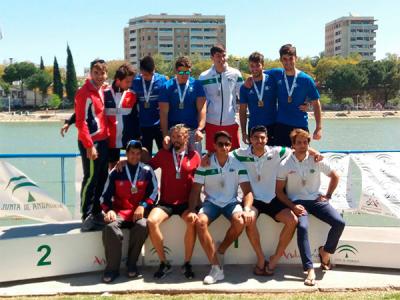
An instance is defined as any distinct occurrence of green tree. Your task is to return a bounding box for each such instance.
[153,53,174,78]
[26,70,52,107]
[106,59,128,80]
[65,45,78,102]
[39,56,45,70]
[2,62,38,105]
[48,94,62,109]
[53,57,63,100]
[326,64,367,101]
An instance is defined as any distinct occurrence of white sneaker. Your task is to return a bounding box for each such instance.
[203,265,224,284]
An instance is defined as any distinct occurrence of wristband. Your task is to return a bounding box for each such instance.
[326,193,332,199]
[139,201,148,208]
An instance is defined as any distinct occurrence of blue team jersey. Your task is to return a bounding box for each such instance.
[131,73,167,127]
[239,70,277,131]
[268,68,320,128]
[159,77,205,129]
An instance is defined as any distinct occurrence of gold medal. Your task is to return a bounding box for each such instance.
[144,102,150,109]
[257,100,264,107]
[131,186,138,194]
[288,96,292,103]
[179,102,184,109]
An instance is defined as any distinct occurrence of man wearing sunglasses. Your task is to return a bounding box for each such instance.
[159,56,206,154]
[187,131,254,284]
[100,140,158,283]
[131,56,167,155]
[199,44,244,152]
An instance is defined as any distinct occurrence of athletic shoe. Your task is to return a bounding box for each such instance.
[154,261,172,279]
[181,261,194,279]
[81,212,105,232]
[203,265,224,284]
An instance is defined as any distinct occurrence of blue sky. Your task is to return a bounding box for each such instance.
[0,0,398,75]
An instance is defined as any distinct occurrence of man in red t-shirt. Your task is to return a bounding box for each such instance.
[147,124,201,279]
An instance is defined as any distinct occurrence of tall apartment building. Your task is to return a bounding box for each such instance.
[124,13,226,67]
[325,15,378,60]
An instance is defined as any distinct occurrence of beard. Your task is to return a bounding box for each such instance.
[173,142,183,151]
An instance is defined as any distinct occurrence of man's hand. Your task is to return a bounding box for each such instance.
[114,159,127,172]
[200,153,211,167]
[242,209,255,226]
[194,129,203,142]
[242,132,249,145]
[104,210,117,223]
[60,123,70,137]
[186,211,198,223]
[86,146,98,160]
[244,77,253,89]
[313,128,322,140]
[299,103,309,112]
[292,204,307,216]
[133,205,145,222]
[317,194,330,202]
[163,135,171,150]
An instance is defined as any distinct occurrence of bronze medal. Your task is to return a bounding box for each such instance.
[144,102,150,109]
[257,174,261,181]
[257,100,264,107]
[301,179,306,186]
[288,96,292,103]
[131,186,138,194]
[179,102,184,109]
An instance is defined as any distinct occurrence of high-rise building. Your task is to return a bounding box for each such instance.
[325,14,378,60]
[124,13,226,67]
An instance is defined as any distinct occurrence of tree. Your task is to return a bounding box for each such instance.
[152,53,173,78]
[65,44,78,102]
[48,94,61,109]
[39,57,45,70]
[106,59,128,80]
[53,57,63,100]
[26,70,52,107]
[326,64,367,101]
[2,62,38,105]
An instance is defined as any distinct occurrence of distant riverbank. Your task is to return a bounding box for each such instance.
[0,109,399,123]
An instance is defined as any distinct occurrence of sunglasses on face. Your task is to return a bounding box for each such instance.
[216,141,231,148]
[177,70,191,75]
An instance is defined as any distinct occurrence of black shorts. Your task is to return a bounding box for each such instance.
[273,123,309,147]
[157,203,189,217]
[253,197,288,221]
[108,148,122,163]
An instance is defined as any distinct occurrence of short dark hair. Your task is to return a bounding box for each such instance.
[126,139,143,152]
[248,52,264,65]
[213,130,232,143]
[175,56,192,70]
[90,59,107,72]
[114,63,136,81]
[210,44,226,56]
[139,55,155,73]
[279,44,297,58]
[250,125,268,137]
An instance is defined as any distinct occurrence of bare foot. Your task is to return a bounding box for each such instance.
[304,268,316,286]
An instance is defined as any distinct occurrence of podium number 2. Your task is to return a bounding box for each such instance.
[37,245,52,266]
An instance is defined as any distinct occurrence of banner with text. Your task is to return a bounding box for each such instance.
[351,153,400,218]
[0,161,71,222]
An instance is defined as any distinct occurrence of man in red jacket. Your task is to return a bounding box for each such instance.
[101,140,158,283]
[75,59,109,229]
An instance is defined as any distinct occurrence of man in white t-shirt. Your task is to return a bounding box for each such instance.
[187,131,253,284]
[233,125,297,276]
[276,129,345,286]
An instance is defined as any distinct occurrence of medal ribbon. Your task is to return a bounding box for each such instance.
[252,74,266,102]
[283,69,300,99]
[142,75,155,105]
[125,163,141,191]
[175,77,190,107]
[173,148,185,176]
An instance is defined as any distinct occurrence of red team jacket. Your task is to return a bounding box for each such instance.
[100,163,158,221]
[75,79,109,148]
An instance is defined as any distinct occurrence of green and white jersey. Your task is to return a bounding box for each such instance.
[233,145,289,203]
[194,153,249,207]
[199,65,243,126]
[277,152,333,201]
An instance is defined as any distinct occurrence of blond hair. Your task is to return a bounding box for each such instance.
[290,128,311,145]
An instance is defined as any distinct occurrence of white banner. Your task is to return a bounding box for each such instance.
[320,153,355,211]
[0,161,71,222]
[351,153,400,218]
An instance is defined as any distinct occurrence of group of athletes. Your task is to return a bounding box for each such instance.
[63,44,345,286]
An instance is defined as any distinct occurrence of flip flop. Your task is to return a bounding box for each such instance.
[304,277,316,286]
[102,271,119,283]
[318,246,332,271]
[253,260,274,276]
[264,261,275,276]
